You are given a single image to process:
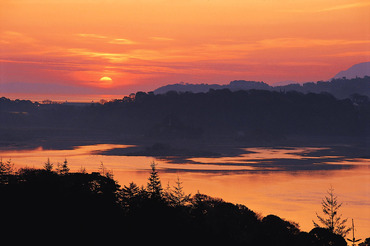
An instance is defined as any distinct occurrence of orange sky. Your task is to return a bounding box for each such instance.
[1,0,369,97]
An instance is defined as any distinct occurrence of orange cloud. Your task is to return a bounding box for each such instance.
[325,51,370,57]
[67,48,130,63]
[283,1,370,13]
[77,33,136,45]
[77,33,108,39]
[109,38,136,45]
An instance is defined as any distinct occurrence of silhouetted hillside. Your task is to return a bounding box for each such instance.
[333,62,370,79]
[0,163,350,245]
[154,76,370,99]
[1,87,369,144]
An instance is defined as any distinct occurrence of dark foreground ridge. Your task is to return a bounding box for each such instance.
[1,162,363,245]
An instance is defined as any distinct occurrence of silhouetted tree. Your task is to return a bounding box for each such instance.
[43,158,53,172]
[79,166,86,173]
[313,186,350,237]
[122,182,141,199]
[168,176,190,206]
[120,182,149,214]
[98,161,113,179]
[309,227,347,246]
[146,162,162,199]
[98,161,106,175]
[359,238,370,246]
[0,158,14,175]
[58,158,70,175]
[260,214,301,246]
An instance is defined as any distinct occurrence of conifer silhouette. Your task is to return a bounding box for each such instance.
[170,176,190,206]
[313,186,351,237]
[43,158,53,172]
[59,158,70,175]
[146,162,162,199]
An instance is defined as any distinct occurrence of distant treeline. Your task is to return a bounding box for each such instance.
[0,162,350,245]
[154,76,370,99]
[1,82,370,143]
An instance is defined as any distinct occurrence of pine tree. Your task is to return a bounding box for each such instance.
[163,181,172,202]
[313,186,351,237]
[99,161,106,175]
[79,166,86,173]
[146,162,163,199]
[122,182,141,199]
[98,162,113,179]
[43,158,53,172]
[121,182,140,209]
[171,176,190,206]
[59,158,70,175]
[0,158,14,175]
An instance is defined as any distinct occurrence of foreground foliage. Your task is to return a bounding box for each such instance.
[0,165,355,245]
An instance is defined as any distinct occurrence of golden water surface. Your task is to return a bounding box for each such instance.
[1,144,369,239]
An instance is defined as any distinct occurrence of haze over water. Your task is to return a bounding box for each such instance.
[1,93,127,103]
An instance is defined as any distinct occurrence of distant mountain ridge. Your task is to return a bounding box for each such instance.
[154,77,370,99]
[154,62,370,99]
[333,61,370,79]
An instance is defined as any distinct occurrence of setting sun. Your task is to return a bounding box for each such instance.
[99,76,113,87]
[100,76,112,82]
